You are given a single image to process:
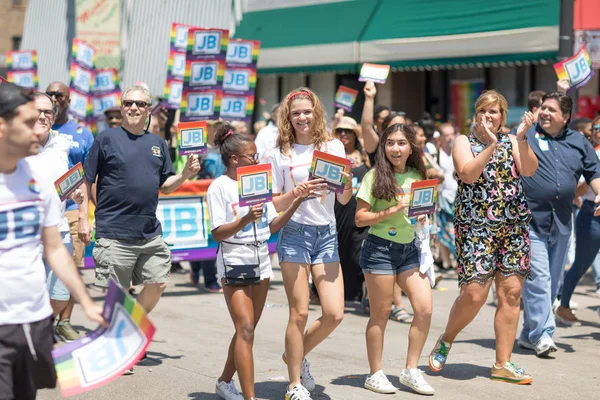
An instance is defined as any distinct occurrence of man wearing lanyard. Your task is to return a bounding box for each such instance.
[45,81,95,341]
[518,92,600,357]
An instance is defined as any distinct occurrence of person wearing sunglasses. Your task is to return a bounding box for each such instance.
[44,81,95,342]
[0,83,106,400]
[77,86,200,373]
[556,117,600,326]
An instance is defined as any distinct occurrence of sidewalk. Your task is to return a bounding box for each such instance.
[39,263,600,400]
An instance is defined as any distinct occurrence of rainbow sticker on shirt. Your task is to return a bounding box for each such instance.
[237,164,272,207]
[388,227,398,237]
[28,179,40,194]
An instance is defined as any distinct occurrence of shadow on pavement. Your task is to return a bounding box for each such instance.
[330,374,368,389]
[188,392,219,399]
[421,362,490,381]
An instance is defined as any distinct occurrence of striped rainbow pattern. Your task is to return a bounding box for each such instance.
[180,88,223,115]
[450,80,483,137]
[183,59,226,85]
[170,22,191,47]
[554,45,593,87]
[71,39,97,68]
[6,50,37,69]
[237,164,272,205]
[227,39,261,63]
[52,282,155,397]
[186,28,229,53]
[309,150,351,189]
[6,70,38,89]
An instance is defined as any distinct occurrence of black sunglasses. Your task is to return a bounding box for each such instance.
[123,100,150,108]
[335,128,355,135]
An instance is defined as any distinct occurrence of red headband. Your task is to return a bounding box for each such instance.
[288,90,310,100]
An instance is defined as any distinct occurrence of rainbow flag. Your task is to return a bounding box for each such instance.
[52,280,155,397]
[450,80,484,135]
[554,45,594,92]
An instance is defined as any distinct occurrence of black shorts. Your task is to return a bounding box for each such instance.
[0,317,57,400]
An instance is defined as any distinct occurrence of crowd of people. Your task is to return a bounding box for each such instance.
[1,74,599,400]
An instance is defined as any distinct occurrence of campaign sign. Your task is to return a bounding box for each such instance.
[7,70,37,89]
[169,52,187,79]
[92,92,120,118]
[359,63,391,84]
[226,39,260,66]
[189,28,229,58]
[54,162,84,202]
[309,150,351,193]
[223,68,256,93]
[69,90,91,120]
[220,94,253,121]
[171,23,191,51]
[72,39,96,70]
[92,69,119,94]
[71,63,94,94]
[407,179,438,217]
[164,80,183,108]
[178,121,208,155]
[189,60,221,87]
[238,164,272,207]
[181,89,222,121]
[334,86,359,111]
[52,280,155,397]
[157,196,210,250]
[554,45,594,92]
[6,50,36,70]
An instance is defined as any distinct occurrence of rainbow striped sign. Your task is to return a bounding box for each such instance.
[359,63,390,84]
[334,85,359,111]
[408,179,438,217]
[52,280,155,397]
[180,88,223,120]
[6,70,38,89]
[54,162,84,202]
[6,50,37,70]
[178,120,208,155]
[238,164,272,207]
[554,45,594,92]
[226,39,260,67]
[450,79,484,136]
[309,150,351,193]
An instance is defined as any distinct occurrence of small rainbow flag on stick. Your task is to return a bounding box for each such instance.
[52,280,156,397]
[554,46,594,93]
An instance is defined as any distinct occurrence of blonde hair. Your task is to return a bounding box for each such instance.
[276,87,329,156]
[474,90,508,130]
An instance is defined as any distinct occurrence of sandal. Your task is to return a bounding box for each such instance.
[389,307,413,323]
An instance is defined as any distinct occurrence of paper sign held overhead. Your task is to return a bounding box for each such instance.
[6,50,37,70]
[554,45,594,92]
[407,179,438,217]
[54,162,85,202]
[237,164,272,207]
[178,121,208,155]
[334,86,359,111]
[359,63,390,84]
[309,150,351,193]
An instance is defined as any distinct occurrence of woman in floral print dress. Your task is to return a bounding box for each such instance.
[428,90,539,384]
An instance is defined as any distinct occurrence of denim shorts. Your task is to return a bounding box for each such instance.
[44,231,74,301]
[360,234,420,275]
[277,220,340,265]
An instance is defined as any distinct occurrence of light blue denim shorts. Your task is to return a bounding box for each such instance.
[276,220,340,265]
[44,231,74,301]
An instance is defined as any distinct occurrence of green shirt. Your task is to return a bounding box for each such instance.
[356,168,422,244]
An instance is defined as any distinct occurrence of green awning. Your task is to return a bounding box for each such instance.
[235,0,560,74]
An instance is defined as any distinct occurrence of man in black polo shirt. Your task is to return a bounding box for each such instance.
[78,85,199,318]
[518,92,600,357]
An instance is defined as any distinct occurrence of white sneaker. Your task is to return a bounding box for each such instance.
[517,337,536,351]
[300,358,315,392]
[215,379,243,400]
[364,370,396,394]
[285,384,312,400]
[399,368,435,395]
[534,336,558,358]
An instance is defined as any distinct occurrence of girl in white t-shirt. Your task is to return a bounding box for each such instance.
[207,123,310,400]
[269,87,353,400]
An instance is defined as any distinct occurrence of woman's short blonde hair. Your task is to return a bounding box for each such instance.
[474,90,508,130]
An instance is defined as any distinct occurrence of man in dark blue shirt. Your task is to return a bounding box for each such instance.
[518,92,600,357]
[78,85,199,324]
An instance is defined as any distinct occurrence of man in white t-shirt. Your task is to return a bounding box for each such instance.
[255,103,280,164]
[0,83,105,399]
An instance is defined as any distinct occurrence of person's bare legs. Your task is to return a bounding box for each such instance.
[441,279,493,343]
[392,283,405,309]
[303,262,344,355]
[136,283,167,313]
[219,279,270,400]
[397,269,433,368]
[363,274,395,373]
[50,300,69,317]
[59,296,75,321]
[494,274,524,365]
[280,262,311,389]
[439,245,452,269]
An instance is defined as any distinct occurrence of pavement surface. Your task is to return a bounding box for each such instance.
[38,260,600,400]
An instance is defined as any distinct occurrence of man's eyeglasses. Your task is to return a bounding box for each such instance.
[592,124,600,132]
[38,109,53,118]
[122,100,150,108]
[45,91,65,99]
[236,153,259,161]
